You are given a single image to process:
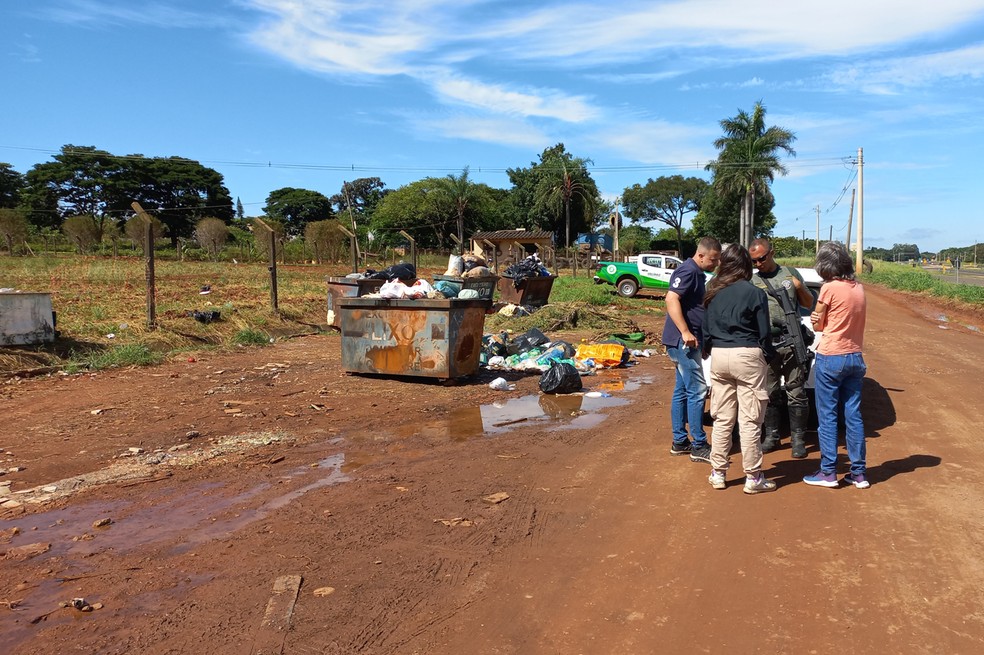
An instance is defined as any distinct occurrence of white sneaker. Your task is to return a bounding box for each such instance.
[708,470,726,490]
[743,474,777,495]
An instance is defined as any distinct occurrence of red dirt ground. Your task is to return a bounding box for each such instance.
[2,284,983,654]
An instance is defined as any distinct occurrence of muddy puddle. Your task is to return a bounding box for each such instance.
[361,374,652,443]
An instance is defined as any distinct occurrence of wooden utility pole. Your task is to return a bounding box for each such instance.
[254,218,278,312]
[336,224,358,273]
[343,182,361,262]
[856,147,864,273]
[845,188,856,248]
[130,202,156,329]
[815,205,821,253]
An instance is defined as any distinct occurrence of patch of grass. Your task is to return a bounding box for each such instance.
[79,344,163,371]
[864,261,984,305]
[230,328,270,346]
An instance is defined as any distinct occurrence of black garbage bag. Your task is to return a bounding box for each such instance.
[505,327,550,355]
[539,362,583,395]
[189,309,221,324]
[367,263,416,281]
[503,255,545,288]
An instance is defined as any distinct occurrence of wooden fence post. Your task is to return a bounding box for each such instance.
[254,219,279,313]
[130,202,156,329]
[336,224,358,273]
[399,230,417,272]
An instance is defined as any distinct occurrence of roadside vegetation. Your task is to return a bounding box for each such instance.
[865,261,984,305]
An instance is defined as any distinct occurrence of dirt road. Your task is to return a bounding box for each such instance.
[2,284,983,654]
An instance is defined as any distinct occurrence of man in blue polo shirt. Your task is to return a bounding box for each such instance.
[662,236,721,463]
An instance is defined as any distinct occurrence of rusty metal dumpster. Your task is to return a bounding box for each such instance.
[432,274,499,300]
[326,277,385,328]
[496,275,557,308]
[337,298,489,379]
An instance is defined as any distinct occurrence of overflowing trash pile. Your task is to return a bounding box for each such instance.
[501,253,551,289]
[481,326,654,393]
[342,255,500,301]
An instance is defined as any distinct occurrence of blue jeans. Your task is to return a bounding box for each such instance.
[814,352,866,475]
[665,341,708,448]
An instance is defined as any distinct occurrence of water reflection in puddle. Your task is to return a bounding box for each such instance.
[389,374,651,441]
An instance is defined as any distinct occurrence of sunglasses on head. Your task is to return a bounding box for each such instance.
[751,251,771,264]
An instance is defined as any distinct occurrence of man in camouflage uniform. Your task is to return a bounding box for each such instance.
[749,238,816,458]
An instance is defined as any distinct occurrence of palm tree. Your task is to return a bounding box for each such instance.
[434,167,481,253]
[535,156,596,269]
[706,101,796,247]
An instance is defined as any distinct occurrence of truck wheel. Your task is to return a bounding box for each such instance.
[617,277,639,298]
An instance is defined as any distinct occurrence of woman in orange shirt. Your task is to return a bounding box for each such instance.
[803,242,869,489]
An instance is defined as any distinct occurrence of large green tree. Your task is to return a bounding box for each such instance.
[262,187,333,237]
[22,145,120,230]
[330,178,388,223]
[692,182,776,243]
[505,144,601,244]
[622,175,708,257]
[0,163,25,209]
[22,145,233,243]
[433,167,482,252]
[705,102,796,247]
[371,178,506,250]
[0,207,28,254]
[118,156,234,245]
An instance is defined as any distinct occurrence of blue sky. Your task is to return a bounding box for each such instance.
[3,0,983,254]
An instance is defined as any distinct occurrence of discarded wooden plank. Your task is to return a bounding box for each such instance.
[252,574,302,655]
[482,492,510,505]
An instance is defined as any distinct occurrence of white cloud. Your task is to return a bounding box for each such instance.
[429,76,598,123]
[246,0,435,76]
[590,119,717,167]
[484,0,984,62]
[827,43,984,93]
[410,115,549,149]
[41,0,225,29]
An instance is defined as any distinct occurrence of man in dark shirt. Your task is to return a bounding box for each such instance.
[662,236,721,463]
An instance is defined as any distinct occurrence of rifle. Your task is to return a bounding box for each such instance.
[760,275,813,389]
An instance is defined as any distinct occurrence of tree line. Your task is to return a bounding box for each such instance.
[1,102,802,260]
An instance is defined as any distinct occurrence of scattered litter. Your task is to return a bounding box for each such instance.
[482,492,510,505]
[92,518,113,529]
[106,333,115,339]
[41,485,57,493]
[489,377,515,391]
[434,517,474,527]
[313,587,336,597]
[189,309,220,323]
[495,453,526,459]
[90,407,116,415]
[128,447,143,454]
[200,285,211,295]
[584,391,612,398]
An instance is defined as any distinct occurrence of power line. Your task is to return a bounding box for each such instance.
[0,143,855,176]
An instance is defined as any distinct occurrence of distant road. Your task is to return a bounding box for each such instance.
[922,264,984,287]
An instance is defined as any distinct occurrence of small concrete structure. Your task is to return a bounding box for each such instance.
[469,230,554,272]
[0,291,56,345]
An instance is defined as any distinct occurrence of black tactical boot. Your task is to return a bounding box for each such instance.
[789,405,809,458]
[761,404,781,453]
